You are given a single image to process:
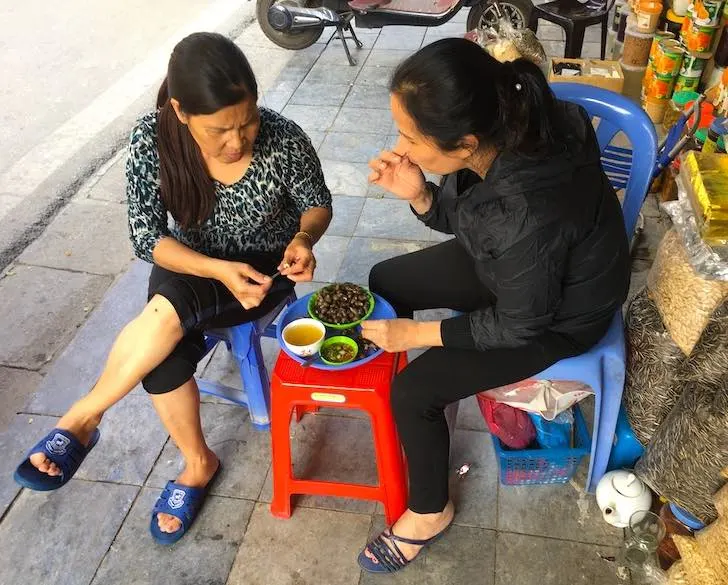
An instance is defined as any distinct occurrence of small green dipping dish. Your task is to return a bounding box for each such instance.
[319,336,359,366]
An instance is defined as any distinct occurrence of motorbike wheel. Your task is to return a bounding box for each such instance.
[466,0,534,31]
[256,0,324,50]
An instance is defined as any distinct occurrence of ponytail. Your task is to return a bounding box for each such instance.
[496,59,563,155]
[391,38,563,157]
[156,77,215,229]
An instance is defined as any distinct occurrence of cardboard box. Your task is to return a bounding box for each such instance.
[549,58,625,94]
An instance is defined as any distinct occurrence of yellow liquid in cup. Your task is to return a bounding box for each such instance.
[284,323,323,346]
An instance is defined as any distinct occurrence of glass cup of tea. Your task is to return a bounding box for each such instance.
[622,510,666,571]
[282,318,326,357]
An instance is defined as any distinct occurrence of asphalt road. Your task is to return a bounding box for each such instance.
[0,0,257,267]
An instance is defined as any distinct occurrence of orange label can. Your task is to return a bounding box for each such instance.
[686,22,717,52]
[654,40,685,76]
[646,72,677,99]
[674,73,701,92]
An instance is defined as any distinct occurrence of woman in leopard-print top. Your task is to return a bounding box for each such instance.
[13,33,332,543]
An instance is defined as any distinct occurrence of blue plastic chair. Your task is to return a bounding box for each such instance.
[197,291,297,430]
[533,84,658,492]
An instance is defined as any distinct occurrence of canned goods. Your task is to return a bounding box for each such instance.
[649,31,676,63]
[645,71,677,99]
[675,73,701,92]
[692,0,722,26]
[654,40,685,76]
[680,6,693,38]
[643,63,655,90]
[663,90,700,129]
[685,22,718,53]
[680,51,708,77]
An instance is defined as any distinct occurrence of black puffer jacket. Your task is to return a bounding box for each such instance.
[417,100,630,351]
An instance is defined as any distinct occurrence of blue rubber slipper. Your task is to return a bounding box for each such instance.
[13,427,101,491]
[150,463,222,546]
[358,520,453,574]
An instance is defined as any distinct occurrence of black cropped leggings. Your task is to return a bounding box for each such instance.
[142,253,293,394]
[369,239,610,514]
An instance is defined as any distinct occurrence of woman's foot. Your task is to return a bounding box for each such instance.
[363,501,455,565]
[157,450,220,534]
[28,409,101,477]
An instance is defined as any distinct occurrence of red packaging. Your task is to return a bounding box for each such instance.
[477,395,536,449]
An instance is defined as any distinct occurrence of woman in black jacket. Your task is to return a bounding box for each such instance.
[358,38,630,574]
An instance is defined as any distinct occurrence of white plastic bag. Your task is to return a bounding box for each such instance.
[467,17,548,71]
[480,380,593,421]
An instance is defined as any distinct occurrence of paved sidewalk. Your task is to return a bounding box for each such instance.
[0,14,667,585]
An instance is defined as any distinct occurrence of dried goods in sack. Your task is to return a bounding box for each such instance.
[623,288,686,445]
[672,535,725,585]
[635,371,728,525]
[647,229,728,355]
[678,300,728,388]
[667,561,690,585]
[716,475,728,518]
[695,522,728,578]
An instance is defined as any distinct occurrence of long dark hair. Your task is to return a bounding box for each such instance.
[391,38,562,157]
[156,32,258,228]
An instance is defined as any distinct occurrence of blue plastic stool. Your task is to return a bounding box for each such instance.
[196,291,296,430]
[606,405,644,472]
[532,85,658,492]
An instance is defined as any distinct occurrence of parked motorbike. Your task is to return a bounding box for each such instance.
[257,0,534,64]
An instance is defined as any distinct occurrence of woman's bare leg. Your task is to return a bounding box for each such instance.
[150,377,219,533]
[30,294,184,476]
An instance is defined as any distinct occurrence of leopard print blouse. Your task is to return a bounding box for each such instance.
[126,108,331,263]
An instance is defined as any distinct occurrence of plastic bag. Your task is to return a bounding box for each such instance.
[661,175,728,280]
[528,409,574,449]
[679,152,728,249]
[477,396,536,449]
[467,17,547,70]
[647,229,728,355]
[480,379,592,421]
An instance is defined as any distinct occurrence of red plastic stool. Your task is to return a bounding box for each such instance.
[270,350,408,525]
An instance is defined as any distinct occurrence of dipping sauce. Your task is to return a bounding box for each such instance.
[321,342,357,363]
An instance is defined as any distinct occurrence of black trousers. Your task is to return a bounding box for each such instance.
[369,239,610,514]
[143,253,294,394]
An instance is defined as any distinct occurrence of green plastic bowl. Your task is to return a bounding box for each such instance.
[319,336,359,366]
[307,286,375,330]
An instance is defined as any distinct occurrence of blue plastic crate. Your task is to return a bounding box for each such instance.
[491,405,591,486]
